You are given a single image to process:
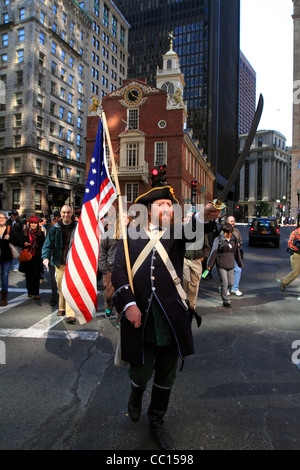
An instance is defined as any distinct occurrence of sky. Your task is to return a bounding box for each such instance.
[240,0,294,146]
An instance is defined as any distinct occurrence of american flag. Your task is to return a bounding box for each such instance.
[62,119,117,324]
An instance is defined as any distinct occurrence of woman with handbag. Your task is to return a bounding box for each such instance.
[0,212,19,306]
[19,215,45,300]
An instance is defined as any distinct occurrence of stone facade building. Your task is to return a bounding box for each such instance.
[0,0,129,217]
[238,130,291,221]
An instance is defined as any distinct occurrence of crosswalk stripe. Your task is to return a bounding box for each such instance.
[0,328,99,341]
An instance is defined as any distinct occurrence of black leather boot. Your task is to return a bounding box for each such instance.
[147,384,174,450]
[0,291,7,307]
[128,383,146,422]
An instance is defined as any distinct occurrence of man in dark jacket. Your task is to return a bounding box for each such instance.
[111,185,220,450]
[6,210,23,271]
[42,205,77,323]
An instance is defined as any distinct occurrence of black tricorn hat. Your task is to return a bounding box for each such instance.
[134,185,179,206]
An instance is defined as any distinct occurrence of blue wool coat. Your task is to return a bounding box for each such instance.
[111,218,215,365]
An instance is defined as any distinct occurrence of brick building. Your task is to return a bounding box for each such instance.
[86,42,215,211]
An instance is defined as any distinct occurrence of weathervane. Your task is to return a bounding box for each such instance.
[168,31,175,50]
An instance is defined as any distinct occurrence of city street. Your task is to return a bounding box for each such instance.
[0,224,300,451]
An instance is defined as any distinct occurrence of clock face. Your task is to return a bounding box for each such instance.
[124,86,142,105]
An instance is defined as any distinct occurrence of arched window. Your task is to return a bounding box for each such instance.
[167,59,172,70]
[161,82,174,95]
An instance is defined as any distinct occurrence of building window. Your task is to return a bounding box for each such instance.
[161,82,174,95]
[58,146,63,157]
[2,33,8,47]
[14,136,21,148]
[0,116,5,130]
[39,52,45,66]
[48,162,54,176]
[1,53,7,64]
[37,115,43,129]
[126,143,139,167]
[66,168,71,180]
[126,183,139,203]
[19,8,25,20]
[120,25,125,47]
[13,189,20,209]
[18,28,25,43]
[49,143,55,155]
[112,15,117,37]
[37,94,43,108]
[128,108,139,129]
[103,4,109,28]
[16,49,24,63]
[155,142,167,166]
[15,92,22,106]
[14,157,21,171]
[36,136,43,149]
[39,32,45,45]
[35,190,41,210]
[35,158,42,174]
[15,113,22,127]
[57,165,63,178]
[50,101,56,115]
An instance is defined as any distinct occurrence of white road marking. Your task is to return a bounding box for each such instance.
[0,328,99,341]
[0,296,102,341]
[0,293,30,313]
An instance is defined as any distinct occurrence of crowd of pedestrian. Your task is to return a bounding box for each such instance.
[1,197,300,451]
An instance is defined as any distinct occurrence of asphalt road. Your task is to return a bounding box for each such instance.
[0,224,300,453]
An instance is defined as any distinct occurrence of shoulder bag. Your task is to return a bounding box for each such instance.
[6,226,19,259]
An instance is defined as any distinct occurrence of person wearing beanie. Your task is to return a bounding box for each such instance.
[111,182,222,450]
[19,215,45,300]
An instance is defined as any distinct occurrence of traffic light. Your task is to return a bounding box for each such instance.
[158,164,167,184]
[191,180,197,201]
[151,168,159,187]
[151,165,167,187]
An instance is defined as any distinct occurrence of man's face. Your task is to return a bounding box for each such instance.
[227,216,235,228]
[60,206,72,224]
[150,199,173,227]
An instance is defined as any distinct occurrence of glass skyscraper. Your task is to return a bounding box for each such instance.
[113,0,240,195]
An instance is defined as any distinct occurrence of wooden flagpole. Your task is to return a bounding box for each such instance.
[101,111,134,293]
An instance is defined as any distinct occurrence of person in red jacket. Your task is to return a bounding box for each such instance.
[19,215,45,300]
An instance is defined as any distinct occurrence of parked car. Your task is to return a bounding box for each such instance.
[248,217,280,247]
